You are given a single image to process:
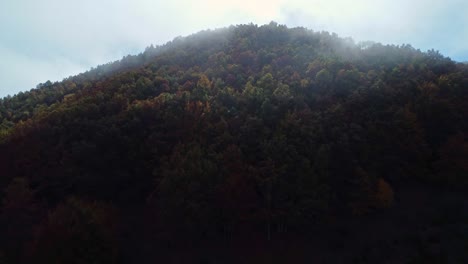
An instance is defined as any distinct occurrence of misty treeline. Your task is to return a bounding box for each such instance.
[0,22,467,263]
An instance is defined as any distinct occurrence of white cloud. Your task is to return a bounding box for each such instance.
[0,45,87,96]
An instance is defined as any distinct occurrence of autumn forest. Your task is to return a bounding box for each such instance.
[1,23,467,263]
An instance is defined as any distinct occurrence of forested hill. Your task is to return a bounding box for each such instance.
[1,22,468,263]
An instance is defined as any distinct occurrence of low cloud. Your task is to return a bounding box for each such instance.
[279,0,468,56]
[0,45,86,96]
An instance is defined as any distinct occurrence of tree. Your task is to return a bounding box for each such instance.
[155,144,219,240]
[273,83,292,100]
[374,178,394,208]
[315,69,333,89]
[434,133,468,186]
[1,178,43,263]
[30,198,119,264]
[257,72,275,90]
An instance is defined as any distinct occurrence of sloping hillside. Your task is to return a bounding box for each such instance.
[1,22,467,263]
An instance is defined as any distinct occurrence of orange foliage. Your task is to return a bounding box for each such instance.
[374,178,394,209]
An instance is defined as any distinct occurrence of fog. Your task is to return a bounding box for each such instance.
[1,0,467,97]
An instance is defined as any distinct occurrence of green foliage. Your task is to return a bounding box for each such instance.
[315,69,333,87]
[273,83,292,100]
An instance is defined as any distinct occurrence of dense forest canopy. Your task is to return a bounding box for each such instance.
[1,22,467,263]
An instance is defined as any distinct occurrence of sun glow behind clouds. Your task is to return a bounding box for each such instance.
[0,0,467,97]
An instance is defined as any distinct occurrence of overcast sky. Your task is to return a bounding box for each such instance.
[1,0,467,97]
